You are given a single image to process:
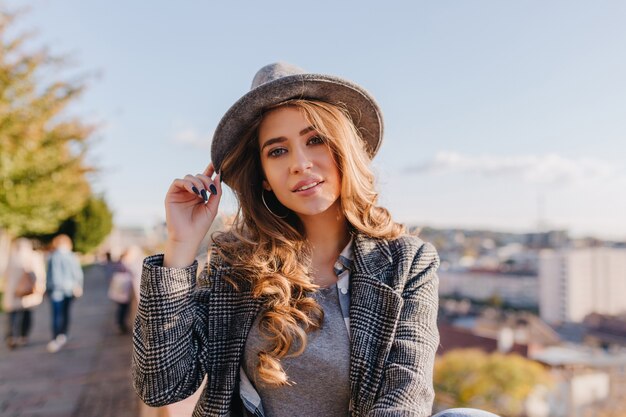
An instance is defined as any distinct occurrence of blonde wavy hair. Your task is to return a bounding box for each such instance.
[213,99,405,386]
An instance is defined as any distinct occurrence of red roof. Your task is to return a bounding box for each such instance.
[438,323,529,356]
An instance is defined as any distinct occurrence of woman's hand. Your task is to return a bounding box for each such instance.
[163,163,222,268]
[73,286,83,298]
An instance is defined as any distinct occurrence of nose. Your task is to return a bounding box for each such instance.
[289,145,313,174]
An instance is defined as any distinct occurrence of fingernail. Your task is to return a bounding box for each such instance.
[209,184,217,195]
[191,186,200,195]
[200,189,208,203]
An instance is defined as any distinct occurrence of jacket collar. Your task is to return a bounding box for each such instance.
[352,232,394,276]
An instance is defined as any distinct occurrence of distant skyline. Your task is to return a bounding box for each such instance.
[9,1,626,239]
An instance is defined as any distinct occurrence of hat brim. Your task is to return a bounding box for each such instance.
[210,73,383,183]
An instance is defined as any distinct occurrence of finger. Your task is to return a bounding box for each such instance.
[171,178,203,199]
[183,174,207,197]
[197,171,223,197]
[193,174,216,205]
[195,173,213,191]
[203,162,215,177]
[204,175,222,212]
[214,171,223,195]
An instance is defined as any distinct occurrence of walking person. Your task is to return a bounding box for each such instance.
[132,63,499,417]
[107,249,140,334]
[121,245,144,305]
[2,238,46,350]
[46,234,83,353]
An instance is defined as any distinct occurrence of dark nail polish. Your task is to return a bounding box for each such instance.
[200,189,208,203]
[209,184,217,195]
[191,186,200,195]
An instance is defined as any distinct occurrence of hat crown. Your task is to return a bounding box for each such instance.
[212,62,383,182]
[251,62,306,89]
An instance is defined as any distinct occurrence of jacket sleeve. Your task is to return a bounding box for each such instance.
[131,254,210,407]
[72,253,84,290]
[367,241,440,417]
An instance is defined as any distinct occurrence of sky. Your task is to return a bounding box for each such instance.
[7,0,626,239]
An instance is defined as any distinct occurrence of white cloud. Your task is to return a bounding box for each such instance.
[407,151,623,185]
[172,128,212,149]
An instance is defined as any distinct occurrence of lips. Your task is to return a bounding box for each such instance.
[292,179,324,192]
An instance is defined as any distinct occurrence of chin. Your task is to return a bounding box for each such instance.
[291,200,340,217]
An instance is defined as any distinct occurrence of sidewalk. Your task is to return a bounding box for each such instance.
[0,263,139,417]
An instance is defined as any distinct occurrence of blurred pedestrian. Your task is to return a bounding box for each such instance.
[46,234,83,353]
[120,245,143,304]
[2,238,46,350]
[102,250,115,280]
[107,249,139,333]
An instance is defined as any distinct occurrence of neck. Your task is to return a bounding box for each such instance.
[298,201,351,265]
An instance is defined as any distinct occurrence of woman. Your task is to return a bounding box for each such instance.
[132,63,499,417]
[2,238,46,350]
[46,234,84,353]
[107,250,136,334]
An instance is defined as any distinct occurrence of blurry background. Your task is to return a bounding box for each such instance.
[7,0,626,239]
[1,1,626,417]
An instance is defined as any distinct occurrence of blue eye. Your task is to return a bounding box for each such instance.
[268,148,286,158]
[308,135,324,145]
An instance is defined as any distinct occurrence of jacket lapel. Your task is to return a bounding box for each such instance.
[349,234,403,415]
[199,267,262,417]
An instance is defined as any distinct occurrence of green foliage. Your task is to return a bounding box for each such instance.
[486,294,504,308]
[434,349,552,416]
[27,195,114,253]
[58,196,113,254]
[0,10,94,237]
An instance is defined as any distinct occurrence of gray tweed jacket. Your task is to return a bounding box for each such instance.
[132,232,440,417]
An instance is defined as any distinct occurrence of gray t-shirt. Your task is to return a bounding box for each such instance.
[243,283,350,417]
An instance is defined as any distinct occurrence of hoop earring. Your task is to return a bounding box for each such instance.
[261,190,288,219]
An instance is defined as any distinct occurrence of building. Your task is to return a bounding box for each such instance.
[582,313,626,351]
[438,310,560,357]
[531,346,626,417]
[439,270,538,308]
[539,247,626,324]
[524,230,569,250]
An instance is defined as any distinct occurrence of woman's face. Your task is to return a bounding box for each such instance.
[258,106,342,218]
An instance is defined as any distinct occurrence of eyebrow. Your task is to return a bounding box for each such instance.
[260,126,316,152]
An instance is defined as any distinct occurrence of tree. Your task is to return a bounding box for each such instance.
[434,349,552,417]
[485,294,504,309]
[0,10,93,236]
[56,196,113,254]
[0,9,95,270]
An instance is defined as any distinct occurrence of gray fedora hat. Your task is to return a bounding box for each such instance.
[210,62,383,180]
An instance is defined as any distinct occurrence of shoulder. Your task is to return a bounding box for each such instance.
[354,232,438,267]
[388,234,439,270]
[380,234,440,290]
[388,234,428,254]
[353,232,439,286]
[358,232,438,268]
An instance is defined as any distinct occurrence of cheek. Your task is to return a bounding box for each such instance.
[325,162,342,196]
[319,149,341,181]
[262,161,286,191]
[332,170,342,195]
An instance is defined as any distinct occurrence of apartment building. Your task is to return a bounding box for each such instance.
[539,248,626,324]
